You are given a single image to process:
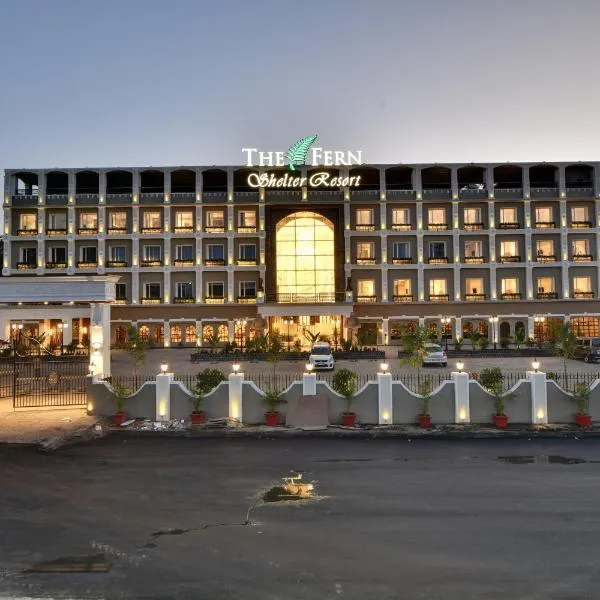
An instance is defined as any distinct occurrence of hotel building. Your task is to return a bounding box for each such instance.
[2,162,600,349]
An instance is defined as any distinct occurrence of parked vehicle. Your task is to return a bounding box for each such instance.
[309,342,335,370]
[422,343,447,367]
[574,337,600,363]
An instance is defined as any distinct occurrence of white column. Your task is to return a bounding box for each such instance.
[228,372,244,421]
[163,320,171,347]
[452,371,470,423]
[155,372,173,422]
[523,166,531,198]
[195,319,202,346]
[527,316,535,339]
[528,370,548,424]
[381,317,389,346]
[195,270,203,303]
[89,302,111,377]
[303,372,317,396]
[163,271,170,304]
[62,322,73,345]
[377,372,393,424]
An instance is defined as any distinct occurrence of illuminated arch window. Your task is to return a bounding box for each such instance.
[276,211,335,302]
[202,325,214,341]
[185,324,196,344]
[171,325,182,344]
[139,325,150,341]
[155,325,164,345]
[217,324,228,341]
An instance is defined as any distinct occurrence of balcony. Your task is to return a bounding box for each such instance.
[429,294,449,302]
[463,223,484,231]
[237,296,257,304]
[173,259,195,267]
[501,292,521,300]
[566,186,594,198]
[570,221,593,229]
[204,226,225,234]
[459,187,487,199]
[393,294,413,302]
[77,227,98,235]
[427,224,449,231]
[356,295,378,303]
[16,263,36,270]
[107,227,128,235]
[572,254,593,262]
[356,258,377,265]
[530,187,558,198]
[204,259,226,266]
[141,297,162,304]
[46,228,67,236]
[106,260,128,268]
[500,255,521,263]
[464,256,485,264]
[355,224,376,232]
[141,259,162,267]
[113,299,128,305]
[16,229,37,237]
[170,192,196,202]
[465,293,486,301]
[391,224,412,231]
[267,292,344,303]
[535,221,556,229]
[204,296,225,304]
[574,291,594,299]
[391,257,413,264]
[237,259,257,266]
[237,226,257,233]
[427,257,449,264]
[173,297,195,304]
[494,187,523,199]
[140,227,163,234]
[76,261,97,269]
[173,226,194,233]
[536,292,558,300]
[423,189,451,200]
[498,222,520,230]
[537,255,557,263]
[45,262,67,269]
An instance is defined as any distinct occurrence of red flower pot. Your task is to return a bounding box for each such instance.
[575,413,592,428]
[419,414,431,429]
[112,411,127,426]
[190,411,205,424]
[265,411,279,427]
[342,413,357,427]
[493,414,508,429]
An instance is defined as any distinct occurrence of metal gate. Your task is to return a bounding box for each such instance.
[4,358,88,408]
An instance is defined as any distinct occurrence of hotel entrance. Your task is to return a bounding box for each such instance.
[270,315,344,350]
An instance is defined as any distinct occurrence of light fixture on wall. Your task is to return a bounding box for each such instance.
[89,363,95,375]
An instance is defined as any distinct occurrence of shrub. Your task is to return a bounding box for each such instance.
[479,367,504,393]
[418,378,433,415]
[573,383,590,415]
[477,336,490,350]
[499,337,511,349]
[454,337,463,350]
[332,368,358,414]
[196,368,226,394]
[263,389,286,413]
[341,339,352,352]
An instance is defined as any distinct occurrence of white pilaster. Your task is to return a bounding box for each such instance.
[377,372,393,424]
[303,373,317,396]
[89,302,111,377]
[452,371,470,423]
[156,372,173,422]
[528,370,548,425]
[228,372,244,421]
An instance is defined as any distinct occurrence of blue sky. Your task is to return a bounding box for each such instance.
[1,0,600,174]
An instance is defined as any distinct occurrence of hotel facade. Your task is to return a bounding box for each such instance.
[2,161,600,349]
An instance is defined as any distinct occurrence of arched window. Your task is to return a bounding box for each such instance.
[515,321,525,336]
[202,325,214,341]
[171,325,182,344]
[217,324,228,341]
[499,321,511,339]
[155,325,164,345]
[115,325,127,344]
[462,322,473,339]
[185,324,196,344]
[139,325,150,341]
[477,321,489,336]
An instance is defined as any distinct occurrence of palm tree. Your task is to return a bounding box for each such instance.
[401,325,430,383]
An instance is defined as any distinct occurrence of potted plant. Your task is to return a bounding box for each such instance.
[332,368,358,426]
[264,388,285,426]
[418,378,433,428]
[573,383,592,427]
[480,367,509,428]
[190,368,226,424]
[111,383,129,425]
[454,337,463,351]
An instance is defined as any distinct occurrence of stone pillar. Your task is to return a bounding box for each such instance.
[523,166,531,198]
[228,371,244,421]
[381,318,389,346]
[527,316,535,339]
[89,302,111,377]
[377,372,393,424]
[486,167,495,198]
[62,322,73,345]
[303,372,317,396]
[163,320,171,348]
[454,317,462,341]
[452,371,470,423]
[528,370,548,425]
[156,372,173,422]
[195,319,202,346]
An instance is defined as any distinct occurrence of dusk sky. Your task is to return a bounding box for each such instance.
[1,0,600,174]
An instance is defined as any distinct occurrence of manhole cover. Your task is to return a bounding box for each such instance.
[25,554,112,573]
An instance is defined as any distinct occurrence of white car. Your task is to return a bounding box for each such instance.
[309,342,335,370]
[422,343,447,367]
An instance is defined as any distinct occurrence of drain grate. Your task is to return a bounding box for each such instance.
[25,554,112,573]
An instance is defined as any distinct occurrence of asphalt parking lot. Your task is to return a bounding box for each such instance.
[2,437,600,599]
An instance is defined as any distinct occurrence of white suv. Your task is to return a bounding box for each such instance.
[422,343,447,367]
[309,342,335,371]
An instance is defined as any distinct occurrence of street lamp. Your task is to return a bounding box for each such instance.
[57,322,68,355]
[283,318,293,352]
[534,316,546,349]
[441,316,451,351]
[488,316,498,351]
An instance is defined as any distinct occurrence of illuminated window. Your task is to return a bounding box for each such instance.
[171,325,182,343]
[535,206,553,224]
[463,207,481,224]
[537,276,555,293]
[174,211,193,228]
[429,278,447,296]
[143,211,161,228]
[500,207,517,224]
[185,325,196,343]
[466,278,483,294]
[391,208,409,225]
[206,210,225,227]
[238,210,256,227]
[217,324,228,340]
[571,206,588,222]
[573,276,591,293]
[109,211,126,228]
[276,212,335,300]
[155,325,164,344]
[357,242,374,259]
[143,246,162,261]
[464,240,482,257]
[393,279,411,295]
[19,214,36,230]
[572,239,589,256]
[428,208,446,225]
[571,317,600,337]
[139,325,150,341]
[202,324,214,340]
[536,239,554,256]
[79,213,97,229]
[357,279,375,296]
[500,240,518,257]
[115,325,127,344]
[356,209,374,225]
[501,278,518,294]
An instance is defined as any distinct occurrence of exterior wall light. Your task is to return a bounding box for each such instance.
[232,363,241,373]
[380,362,389,373]
[532,360,540,373]
[160,362,169,373]
[456,361,464,373]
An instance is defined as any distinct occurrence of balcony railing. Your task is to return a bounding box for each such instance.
[537,255,557,263]
[204,296,225,304]
[536,292,558,300]
[463,223,484,231]
[465,293,486,301]
[574,291,594,299]
[500,255,521,263]
[427,257,449,264]
[106,260,128,268]
[464,256,485,264]
[356,258,376,265]
[237,259,257,266]
[355,224,376,232]
[204,259,226,266]
[429,294,449,302]
[46,228,67,236]
[16,262,36,270]
[77,227,98,235]
[267,292,345,303]
[173,259,195,267]
[204,226,225,233]
[173,297,195,304]
[535,221,556,229]
[45,262,67,269]
[173,226,194,233]
[237,226,257,233]
[141,259,162,267]
[17,229,37,236]
[391,257,412,264]
[570,221,592,228]
[498,222,520,229]
[391,224,412,231]
[141,297,162,304]
[572,254,593,262]
[76,261,97,269]
[356,295,378,303]
[237,296,257,303]
[427,224,449,231]
[393,294,413,302]
[107,227,128,234]
[140,227,163,234]
[501,292,521,300]
[113,299,128,305]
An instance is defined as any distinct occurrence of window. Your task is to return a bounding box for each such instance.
[238,210,256,228]
[207,281,225,298]
[429,241,446,258]
[500,240,518,257]
[115,283,127,300]
[355,209,374,226]
[185,325,196,344]
[142,211,162,228]
[21,247,37,264]
[463,207,481,224]
[109,212,127,229]
[357,279,375,297]
[139,325,150,341]
[392,242,410,259]
[429,278,447,296]
[572,239,590,257]
[571,206,589,223]
[48,247,66,264]
[571,317,600,338]
[48,213,66,229]
[500,207,517,224]
[143,246,162,261]
[206,210,225,228]
[80,247,97,263]
[536,239,554,257]
[171,325,182,344]
[393,279,411,296]
[239,244,256,261]
[174,211,193,229]
[391,208,409,227]
[466,277,484,295]
[501,278,519,294]
[357,242,374,260]
[537,277,555,293]
[202,324,214,341]
[155,325,164,344]
[19,214,36,230]
[217,324,228,340]
[535,206,553,225]
[109,246,126,262]
[176,282,193,299]
[144,283,161,299]
[79,213,97,229]
[573,276,591,293]
[239,281,257,298]
[464,240,482,257]
[428,208,446,225]
[206,244,224,261]
[175,245,194,261]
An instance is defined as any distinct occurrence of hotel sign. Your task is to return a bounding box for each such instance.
[242,135,363,188]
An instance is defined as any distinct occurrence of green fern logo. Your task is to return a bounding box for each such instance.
[286,135,318,171]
